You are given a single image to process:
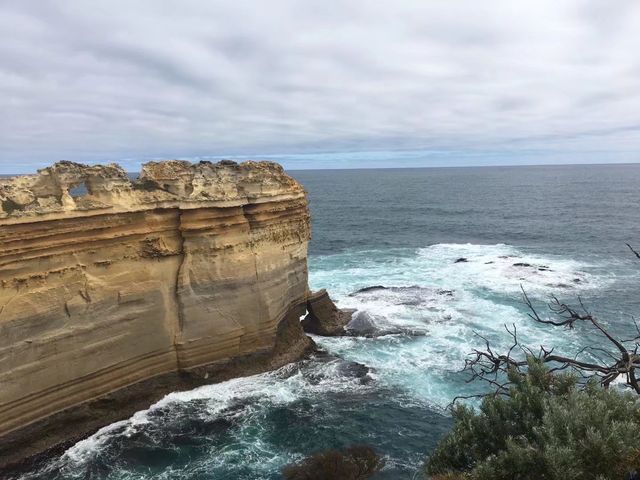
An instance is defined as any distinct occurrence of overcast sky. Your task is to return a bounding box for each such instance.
[1,1,639,172]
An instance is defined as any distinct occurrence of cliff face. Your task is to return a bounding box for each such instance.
[0,160,313,468]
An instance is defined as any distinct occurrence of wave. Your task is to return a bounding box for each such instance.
[311,243,609,297]
[15,243,620,480]
[17,357,378,480]
[310,243,614,406]
[415,243,604,295]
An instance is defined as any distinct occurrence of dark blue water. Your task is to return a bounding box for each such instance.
[298,164,640,257]
[12,164,640,480]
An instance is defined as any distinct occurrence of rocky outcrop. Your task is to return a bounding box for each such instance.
[344,311,380,336]
[301,289,354,336]
[0,160,314,469]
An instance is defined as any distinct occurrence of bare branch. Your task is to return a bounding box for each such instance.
[458,276,640,400]
[626,243,640,260]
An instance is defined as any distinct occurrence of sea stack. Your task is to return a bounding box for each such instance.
[0,160,314,468]
[302,289,355,336]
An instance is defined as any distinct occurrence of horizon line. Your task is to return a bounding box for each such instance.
[1,159,640,177]
[286,160,640,172]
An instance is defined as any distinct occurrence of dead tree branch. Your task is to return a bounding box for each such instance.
[453,246,640,404]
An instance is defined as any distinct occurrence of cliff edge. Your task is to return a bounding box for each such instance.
[0,160,314,469]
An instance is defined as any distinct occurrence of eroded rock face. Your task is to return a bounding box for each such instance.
[0,160,314,468]
[301,289,355,336]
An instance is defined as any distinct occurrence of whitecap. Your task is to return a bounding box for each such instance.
[309,243,613,407]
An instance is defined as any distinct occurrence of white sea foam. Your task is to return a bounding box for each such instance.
[63,419,130,464]
[311,243,608,298]
[65,244,611,460]
[37,243,617,478]
[310,243,610,407]
[57,357,374,469]
[415,243,604,295]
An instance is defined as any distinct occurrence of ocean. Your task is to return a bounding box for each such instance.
[13,164,640,479]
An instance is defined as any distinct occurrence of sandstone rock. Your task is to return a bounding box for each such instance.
[301,289,355,336]
[0,159,314,469]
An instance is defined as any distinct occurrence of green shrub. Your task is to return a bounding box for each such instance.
[427,359,640,480]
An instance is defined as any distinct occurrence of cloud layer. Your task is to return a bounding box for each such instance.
[1,0,639,172]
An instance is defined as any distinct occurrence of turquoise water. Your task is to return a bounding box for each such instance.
[12,164,640,479]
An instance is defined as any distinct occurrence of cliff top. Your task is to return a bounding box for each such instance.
[0,160,304,221]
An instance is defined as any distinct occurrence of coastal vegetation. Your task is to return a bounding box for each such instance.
[426,247,640,480]
[427,361,640,479]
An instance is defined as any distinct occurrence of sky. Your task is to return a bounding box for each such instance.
[1,1,639,173]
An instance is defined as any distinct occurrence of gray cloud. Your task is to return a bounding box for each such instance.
[1,0,639,172]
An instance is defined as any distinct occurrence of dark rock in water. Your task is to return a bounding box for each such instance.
[512,262,532,267]
[301,358,371,385]
[282,444,384,479]
[301,290,354,336]
[573,278,582,283]
[345,311,379,336]
[437,289,454,296]
[337,361,369,379]
[339,361,373,384]
[538,266,551,271]
[485,261,494,264]
[454,257,468,263]
[345,315,407,338]
[350,285,387,295]
[187,417,234,438]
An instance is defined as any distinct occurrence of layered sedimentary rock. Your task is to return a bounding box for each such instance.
[0,160,314,468]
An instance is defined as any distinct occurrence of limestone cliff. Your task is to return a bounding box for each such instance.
[0,160,314,468]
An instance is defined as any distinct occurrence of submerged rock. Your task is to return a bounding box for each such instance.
[454,257,468,263]
[437,289,454,297]
[282,444,384,479]
[301,289,355,336]
[336,361,370,379]
[344,311,416,338]
[345,311,379,336]
[350,285,387,295]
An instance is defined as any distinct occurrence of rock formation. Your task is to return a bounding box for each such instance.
[0,160,314,469]
[302,289,354,336]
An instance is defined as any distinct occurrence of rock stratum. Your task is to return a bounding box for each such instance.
[0,160,314,469]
